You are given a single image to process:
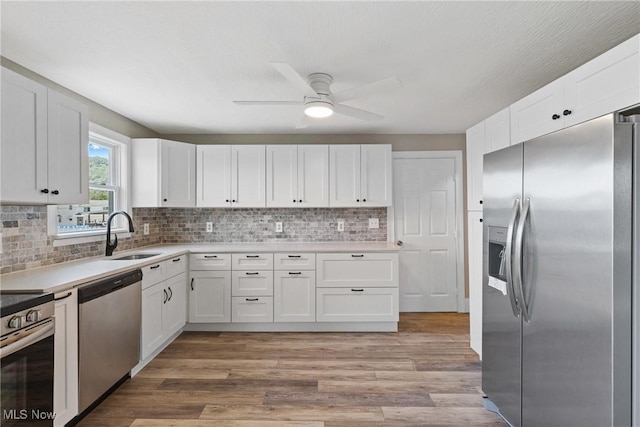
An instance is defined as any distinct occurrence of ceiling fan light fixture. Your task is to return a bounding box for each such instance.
[304,100,334,118]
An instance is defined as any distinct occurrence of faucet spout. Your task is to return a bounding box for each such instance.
[105,211,135,256]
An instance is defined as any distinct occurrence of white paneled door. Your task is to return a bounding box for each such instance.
[394,155,459,312]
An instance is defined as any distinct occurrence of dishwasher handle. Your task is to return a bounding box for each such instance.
[78,269,143,304]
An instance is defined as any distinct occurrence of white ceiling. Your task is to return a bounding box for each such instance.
[2,1,639,135]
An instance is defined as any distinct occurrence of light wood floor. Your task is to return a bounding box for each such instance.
[78,313,507,426]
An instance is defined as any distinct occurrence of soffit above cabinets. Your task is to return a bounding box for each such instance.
[1,1,639,134]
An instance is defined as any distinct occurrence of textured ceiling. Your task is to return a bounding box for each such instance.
[1,1,639,134]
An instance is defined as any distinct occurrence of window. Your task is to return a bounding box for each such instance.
[48,124,130,242]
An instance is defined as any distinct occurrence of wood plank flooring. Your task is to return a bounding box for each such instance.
[77,313,507,426]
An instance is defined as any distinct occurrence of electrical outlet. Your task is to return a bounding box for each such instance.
[206,222,213,233]
[337,220,345,232]
[369,218,379,229]
[275,222,283,233]
[143,223,149,235]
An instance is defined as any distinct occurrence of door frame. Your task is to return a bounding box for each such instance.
[389,150,466,313]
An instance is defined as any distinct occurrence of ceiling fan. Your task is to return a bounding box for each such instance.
[233,62,402,128]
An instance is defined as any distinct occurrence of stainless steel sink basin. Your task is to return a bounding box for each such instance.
[108,253,161,261]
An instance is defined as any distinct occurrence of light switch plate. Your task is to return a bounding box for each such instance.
[337,220,345,232]
[143,223,149,235]
[206,222,213,233]
[275,222,283,232]
[369,218,379,229]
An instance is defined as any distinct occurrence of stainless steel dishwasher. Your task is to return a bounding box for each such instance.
[77,269,142,413]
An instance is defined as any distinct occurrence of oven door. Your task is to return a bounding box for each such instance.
[0,320,55,426]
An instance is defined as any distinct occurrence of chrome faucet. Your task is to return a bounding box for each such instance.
[105,211,135,256]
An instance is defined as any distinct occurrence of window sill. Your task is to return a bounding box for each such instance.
[52,230,132,247]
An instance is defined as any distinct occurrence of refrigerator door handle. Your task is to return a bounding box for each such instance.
[505,198,521,318]
[514,197,531,322]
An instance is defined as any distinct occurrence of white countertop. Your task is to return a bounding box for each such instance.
[0,242,400,294]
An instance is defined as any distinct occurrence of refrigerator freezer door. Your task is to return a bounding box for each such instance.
[482,143,524,427]
[521,114,632,426]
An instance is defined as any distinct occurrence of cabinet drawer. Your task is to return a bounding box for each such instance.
[231,271,274,296]
[316,253,398,288]
[231,253,274,270]
[141,261,166,289]
[190,253,231,270]
[274,253,315,270]
[166,255,186,278]
[232,297,273,323]
[316,287,398,322]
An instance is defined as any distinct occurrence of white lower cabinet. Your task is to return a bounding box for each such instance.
[189,270,231,323]
[231,271,274,296]
[53,289,78,427]
[316,287,399,322]
[316,253,399,288]
[274,271,316,322]
[468,211,484,358]
[232,296,274,322]
[141,283,165,360]
[164,273,187,337]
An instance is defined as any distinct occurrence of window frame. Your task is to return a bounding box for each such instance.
[48,123,132,245]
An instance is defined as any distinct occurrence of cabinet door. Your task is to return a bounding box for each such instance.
[231,270,274,297]
[164,273,187,337]
[485,108,511,152]
[274,271,316,322]
[266,145,297,207]
[189,271,231,323]
[468,211,483,358]
[161,140,196,207]
[190,253,231,270]
[329,145,361,207]
[197,145,231,207]
[316,287,398,322]
[510,79,564,144]
[232,145,266,207]
[316,253,399,288]
[232,296,274,323]
[361,144,392,207]
[141,282,165,360]
[298,145,329,207]
[1,67,48,203]
[54,290,78,427]
[563,34,640,128]
[466,121,486,210]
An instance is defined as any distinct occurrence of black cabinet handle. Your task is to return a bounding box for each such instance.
[163,289,168,304]
[479,200,483,204]
[351,289,364,292]
[226,199,230,202]
[150,264,161,269]
[480,219,483,223]
[563,109,572,116]
[298,199,302,203]
[204,255,218,259]
[363,199,366,202]
[168,287,173,301]
[232,199,237,203]
[289,272,302,275]
[356,199,360,202]
[172,258,181,262]
[191,278,194,290]
[54,292,72,301]
[552,114,561,120]
[51,190,59,195]
[163,198,167,202]
[351,254,364,258]
[40,189,49,194]
[293,199,296,202]
[288,255,301,258]
[245,298,259,302]
[245,272,259,275]
[246,255,260,258]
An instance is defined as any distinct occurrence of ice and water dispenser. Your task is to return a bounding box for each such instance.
[487,226,509,295]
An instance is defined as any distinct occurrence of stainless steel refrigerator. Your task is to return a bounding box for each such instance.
[482,111,639,427]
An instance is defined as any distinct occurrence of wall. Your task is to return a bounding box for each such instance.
[0,206,386,274]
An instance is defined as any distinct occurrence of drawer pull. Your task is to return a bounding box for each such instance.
[54,292,73,301]
[172,258,181,262]
[191,278,194,290]
[150,264,161,270]
[351,254,364,258]
[288,255,301,258]
[245,298,259,302]
[289,272,302,275]
[204,255,218,259]
[351,289,364,292]
[246,255,260,258]
[245,272,260,275]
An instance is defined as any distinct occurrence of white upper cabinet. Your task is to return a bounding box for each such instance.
[132,138,196,207]
[511,34,640,144]
[196,145,266,208]
[1,67,88,204]
[266,144,329,208]
[466,121,487,211]
[484,108,511,152]
[330,144,392,207]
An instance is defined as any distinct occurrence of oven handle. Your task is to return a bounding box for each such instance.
[0,319,54,359]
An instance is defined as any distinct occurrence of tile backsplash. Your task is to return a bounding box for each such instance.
[0,206,387,274]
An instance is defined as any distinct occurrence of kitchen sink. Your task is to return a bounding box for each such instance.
[108,253,161,261]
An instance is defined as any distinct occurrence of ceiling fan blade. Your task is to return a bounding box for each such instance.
[270,62,318,98]
[334,104,384,122]
[331,77,402,103]
[233,100,303,106]
[295,114,311,129]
